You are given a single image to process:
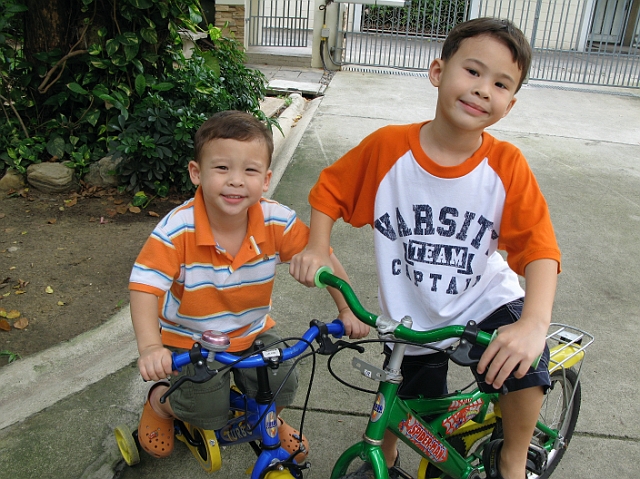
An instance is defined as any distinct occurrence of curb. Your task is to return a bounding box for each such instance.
[0,94,322,432]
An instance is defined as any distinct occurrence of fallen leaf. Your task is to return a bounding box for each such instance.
[13,317,28,329]
[129,206,141,214]
[113,199,124,205]
[0,308,6,317]
[47,218,57,224]
[148,211,159,217]
[45,286,54,294]
[2,292,10,297]
[59,206,65,211]
[15,290,26,295]
[9,266,16,270]
[64,198,77,207]
[6,310,20,319]
[106,209,117,218]
[89,217,96,222]
[1,277,9,284]
[115,204,128,214]
[0,213,5,219]
[57,301,65,306]
[18,279,28,288]
[21,231,27,235]
[0,319,10,331]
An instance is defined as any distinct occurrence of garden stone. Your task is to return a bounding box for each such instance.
[83,155,122,187]
[26,163,78,194]
[0,169,25,192]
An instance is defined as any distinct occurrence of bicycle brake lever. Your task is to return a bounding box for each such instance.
[160,343,218,404]
[311,319,366,355]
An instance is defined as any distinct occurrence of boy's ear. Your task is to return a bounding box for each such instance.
[502,97,517,118]
[263,169,272,193]
[188,160,201,186]
[429,58,445,87]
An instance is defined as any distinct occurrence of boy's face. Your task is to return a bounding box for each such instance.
[429,35,521,132]
[188,138,272,222]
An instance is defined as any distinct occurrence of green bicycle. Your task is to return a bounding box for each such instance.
[315,268,593,479]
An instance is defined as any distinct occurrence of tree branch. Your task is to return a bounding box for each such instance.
[37,49,88,94]
[0,92,30,138]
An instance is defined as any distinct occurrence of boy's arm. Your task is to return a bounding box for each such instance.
[477,258,558,389]
[290,208,336,286]
[130,290,175,381]
[327,253,370,339]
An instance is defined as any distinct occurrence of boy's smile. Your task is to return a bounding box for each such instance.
[429,34,521,133]
[189,138,272,226]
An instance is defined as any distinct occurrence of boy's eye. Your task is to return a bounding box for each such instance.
[495,82,507,89]
[467,69,479,76]
[215,165,228,171]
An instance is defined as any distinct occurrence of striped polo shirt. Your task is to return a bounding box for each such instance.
[129,187,309,351]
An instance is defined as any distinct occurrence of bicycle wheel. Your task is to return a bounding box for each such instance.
[529,368,581,479]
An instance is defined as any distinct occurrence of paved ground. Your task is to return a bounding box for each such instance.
[1,68,639,479]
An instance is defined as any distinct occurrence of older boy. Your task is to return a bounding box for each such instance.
[129,111,367,462]
[290,18,560,479]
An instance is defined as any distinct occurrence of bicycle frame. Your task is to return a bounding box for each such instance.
[315,269,593,479]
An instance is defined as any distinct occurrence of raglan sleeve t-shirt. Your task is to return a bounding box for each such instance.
[309,123,561,352]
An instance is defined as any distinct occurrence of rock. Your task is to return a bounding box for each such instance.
[83,155,122,187]
[0,168,25,192]
[26,163,78,194]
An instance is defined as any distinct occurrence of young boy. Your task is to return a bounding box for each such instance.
[290,18,560,479]
[129,110,367,462]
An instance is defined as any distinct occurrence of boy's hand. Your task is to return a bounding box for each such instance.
[476,318,546,389]
[138,344,176,382]
[289,247,333,287]
[339,307,370,339]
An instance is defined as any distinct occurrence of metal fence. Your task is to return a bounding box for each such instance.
[329,0,640,87]
[248,0,312,47]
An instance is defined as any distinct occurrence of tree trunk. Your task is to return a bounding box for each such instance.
[23,0,76,62]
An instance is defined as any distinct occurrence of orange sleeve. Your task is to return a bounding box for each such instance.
[492,142,561,275]
[309,124,415,227]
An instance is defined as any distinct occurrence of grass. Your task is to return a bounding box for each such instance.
[0,350,21,363]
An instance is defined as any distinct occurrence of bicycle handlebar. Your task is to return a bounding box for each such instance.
[171,320,345,371]
[315,267,493,348]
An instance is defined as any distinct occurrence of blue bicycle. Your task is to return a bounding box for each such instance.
[114,319,347,479]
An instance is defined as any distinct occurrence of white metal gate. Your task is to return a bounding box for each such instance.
[329,0,640,87]
[248,0,313,46]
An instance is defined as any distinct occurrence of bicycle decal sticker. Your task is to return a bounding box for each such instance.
[265,411,278,438]
[370,393,385,423]
[221,418,251,442]
[447,398,473,411]
[399,415,448,463]
[442,398,484,435]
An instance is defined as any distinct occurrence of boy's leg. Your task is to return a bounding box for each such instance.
[498,386,544,479]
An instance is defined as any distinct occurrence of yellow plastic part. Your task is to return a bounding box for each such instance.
[114,424,140,466]
[548,344,584,373]
[176,423,222,473]
[264,469,297,478]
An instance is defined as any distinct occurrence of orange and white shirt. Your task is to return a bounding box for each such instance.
[129,187,309,352]
[310,122,561,353]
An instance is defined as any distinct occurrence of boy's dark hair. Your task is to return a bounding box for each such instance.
[441,17,532,92]
[194,110,274,166]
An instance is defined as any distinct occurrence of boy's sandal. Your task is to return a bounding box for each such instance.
[138,381,174,459]
[482,439,505,479]
[483,439,532,479]
[278,416,310,463]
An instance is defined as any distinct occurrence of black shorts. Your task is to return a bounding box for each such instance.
[383,299,551,398]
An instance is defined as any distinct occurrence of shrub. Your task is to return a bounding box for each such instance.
[0,0,274,194]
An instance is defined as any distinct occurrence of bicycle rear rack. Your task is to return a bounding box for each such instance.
[546,323,594,373]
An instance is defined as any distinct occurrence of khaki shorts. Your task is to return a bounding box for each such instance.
[168,328,299,430]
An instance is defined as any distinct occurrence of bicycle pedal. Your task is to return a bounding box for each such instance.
[526,444,547,475]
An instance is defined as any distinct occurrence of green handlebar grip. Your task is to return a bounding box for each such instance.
[314,266,333,288]
[489,330,542,369]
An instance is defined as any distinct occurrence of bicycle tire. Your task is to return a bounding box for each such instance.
[530,368,581,478]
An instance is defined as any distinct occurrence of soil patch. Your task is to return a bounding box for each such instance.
[0,186,187,367]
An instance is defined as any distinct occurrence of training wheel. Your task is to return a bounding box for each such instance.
[114,424,140,466]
